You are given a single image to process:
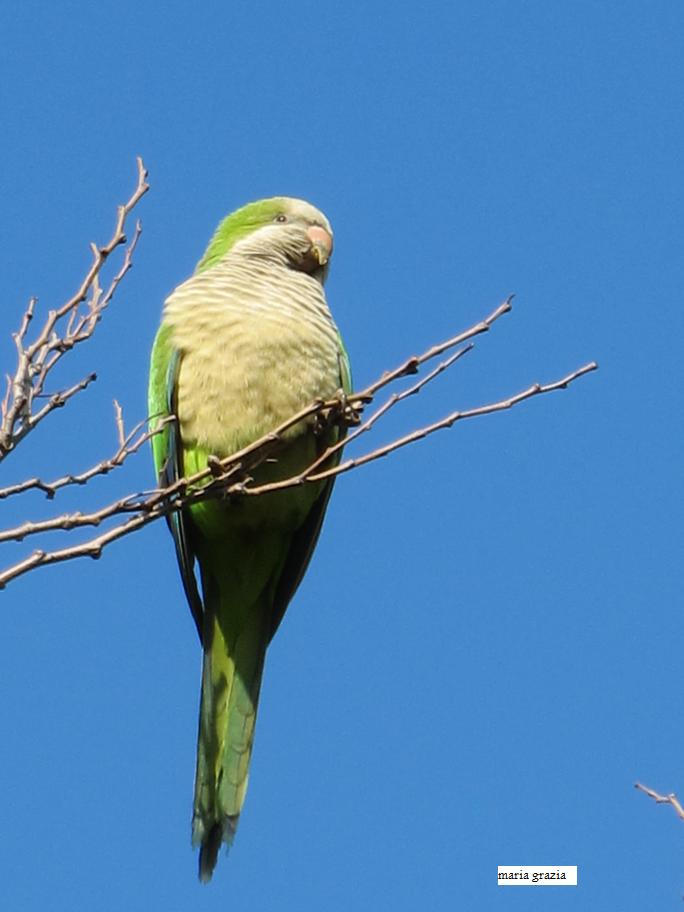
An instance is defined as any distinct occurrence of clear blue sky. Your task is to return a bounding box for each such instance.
[1,1,682,908]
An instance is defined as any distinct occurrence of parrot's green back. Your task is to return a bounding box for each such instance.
[149,197,350,881]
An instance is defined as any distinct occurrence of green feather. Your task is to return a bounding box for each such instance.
[196,198,292,274]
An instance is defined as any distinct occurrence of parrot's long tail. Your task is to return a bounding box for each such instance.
[192,591,268,883]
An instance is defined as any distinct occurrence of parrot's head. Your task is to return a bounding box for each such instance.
[196,197,333,282]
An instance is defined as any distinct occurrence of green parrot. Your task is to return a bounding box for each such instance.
[148,197,351,881]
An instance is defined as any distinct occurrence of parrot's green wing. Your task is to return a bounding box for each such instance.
[149,323,204,640]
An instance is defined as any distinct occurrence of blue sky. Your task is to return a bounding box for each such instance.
[1,1,682,908]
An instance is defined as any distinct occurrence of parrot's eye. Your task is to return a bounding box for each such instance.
[274,214,288,223]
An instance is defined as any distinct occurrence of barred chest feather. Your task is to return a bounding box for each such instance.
[163,256,342,456]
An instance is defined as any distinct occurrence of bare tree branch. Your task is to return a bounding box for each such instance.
[0,408,172,502]
[0,158,149,460]
[635,782,684,822]
[0,296,597,589]
[303,342,476,479]
[0,164,598,593]
[247,360,598,494]
[359,296,514,398]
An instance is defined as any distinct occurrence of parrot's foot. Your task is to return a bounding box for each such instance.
[336,388,366,428]
[206,454,225,476]
[313,389,365,436]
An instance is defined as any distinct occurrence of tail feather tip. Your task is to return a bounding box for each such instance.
[198,825,222,883]
[197,816,240,883]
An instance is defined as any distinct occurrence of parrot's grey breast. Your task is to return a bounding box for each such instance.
[164,257,342,455]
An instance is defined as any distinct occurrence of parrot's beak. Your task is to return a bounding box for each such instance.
[306,225,333,266]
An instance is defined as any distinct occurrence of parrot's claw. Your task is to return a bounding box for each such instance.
[336,389,365,427]
[313,389,364,435]
[206,454,225,477]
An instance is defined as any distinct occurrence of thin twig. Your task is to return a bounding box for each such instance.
[635,782,684,821]
[24,373,98,437]
[358,296,513,401]
[0,416,172,502]
[114,400,126,450]
[0,158,149,460]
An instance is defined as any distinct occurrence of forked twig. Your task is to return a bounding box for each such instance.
[0,158,149,460]
[635,782,684,822]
